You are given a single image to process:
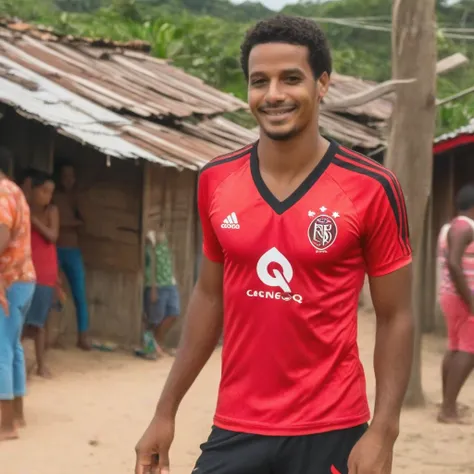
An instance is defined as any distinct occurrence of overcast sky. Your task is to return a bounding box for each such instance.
[257,0,298,10]
[232,0,461,13]
[231,0,301,12]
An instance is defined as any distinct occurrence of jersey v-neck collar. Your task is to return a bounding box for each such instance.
[250,139,338,215]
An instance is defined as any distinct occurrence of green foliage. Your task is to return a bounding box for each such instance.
[4,0,474,134]
[54,0,103,13]
[0,0,57,20]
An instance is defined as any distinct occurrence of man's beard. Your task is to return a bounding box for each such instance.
[261,124,303,141]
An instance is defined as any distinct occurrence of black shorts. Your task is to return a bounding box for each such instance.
[193,424,367,474]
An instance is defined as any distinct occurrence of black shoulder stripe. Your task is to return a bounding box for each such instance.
[200,143,255,174]
[333,156,410,255]
[339,147,410,244]
[338,148,410,246]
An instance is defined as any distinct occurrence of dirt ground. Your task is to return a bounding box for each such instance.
[1,311,474,474]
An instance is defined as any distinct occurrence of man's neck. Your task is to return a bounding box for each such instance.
[257,127,329,177]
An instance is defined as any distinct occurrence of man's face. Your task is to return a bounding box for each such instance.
[60,165,75,191]
[247,43,329,141]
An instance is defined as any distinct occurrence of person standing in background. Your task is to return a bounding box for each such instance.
[0,147,36,441]
[437,184,474,423]
[143,224,179,356]
[23,171,59,378]
[54,162,90,351]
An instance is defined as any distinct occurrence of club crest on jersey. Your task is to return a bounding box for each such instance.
[308,206,339,252]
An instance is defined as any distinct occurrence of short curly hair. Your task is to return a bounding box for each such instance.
[240,14,332,81]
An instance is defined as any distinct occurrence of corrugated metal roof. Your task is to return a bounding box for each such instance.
[0,55,175,165]
[0,19,391,167]
[0,20,259,169]
[0,24,247,120]
[325,73,393,121]
[435,120,474,144]
[319,110,386,149]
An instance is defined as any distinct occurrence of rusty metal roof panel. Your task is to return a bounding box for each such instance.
[319,111,386,149]
[0,55,175,166]
[119,117,258,170]
[0,23,248,120]
[325,73,393,121]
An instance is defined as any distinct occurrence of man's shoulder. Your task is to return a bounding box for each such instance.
[198,143,254,202]
[200,143,254,178]
[449,216,474,236]
[329,144,402,205]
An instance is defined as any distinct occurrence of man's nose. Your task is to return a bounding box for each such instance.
[265,80,286,104]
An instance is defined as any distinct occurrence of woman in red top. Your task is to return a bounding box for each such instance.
[23,171,59,378]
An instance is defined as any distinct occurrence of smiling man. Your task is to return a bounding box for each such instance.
[135,15,414,474]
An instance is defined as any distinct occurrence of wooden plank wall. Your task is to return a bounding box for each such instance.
[430,155,454,335]
[51,135,144,346]
[147,165,198,346]
[0,110,199,347]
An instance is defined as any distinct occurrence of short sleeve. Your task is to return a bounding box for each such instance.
[450,218,473,236]
[363,178,412,277]
[0,192,15,230]
[197,171,224,263]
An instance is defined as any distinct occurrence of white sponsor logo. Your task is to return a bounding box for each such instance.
[246,247,303,304]
[221,212,240,229]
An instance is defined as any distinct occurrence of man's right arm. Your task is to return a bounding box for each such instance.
[447,222,474,309]
[155,168,224,418]
[135,166,225,474]
[155,256,223,418]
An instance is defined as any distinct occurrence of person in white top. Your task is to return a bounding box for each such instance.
[437,184,474,424]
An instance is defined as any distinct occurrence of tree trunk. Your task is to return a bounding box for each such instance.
[384,0,437,407]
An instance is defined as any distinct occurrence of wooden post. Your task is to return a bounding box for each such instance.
[421,194,435,334]
[384,0,437,407]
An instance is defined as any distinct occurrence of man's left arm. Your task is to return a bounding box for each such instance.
[369,264,413,437]
[349,176,414,474]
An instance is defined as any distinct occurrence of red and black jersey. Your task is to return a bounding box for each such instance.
[198,140,412,436]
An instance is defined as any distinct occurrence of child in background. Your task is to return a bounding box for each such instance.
[144,225,179,355]
[141,229,167,359]
[22,171,59,378]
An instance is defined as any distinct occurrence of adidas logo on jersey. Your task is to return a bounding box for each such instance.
[221,212,240,229]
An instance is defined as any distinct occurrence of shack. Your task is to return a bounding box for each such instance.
[420,121,474,335]
[0,20,257,346]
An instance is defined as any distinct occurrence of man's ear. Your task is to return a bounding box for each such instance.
[317,72,330,100]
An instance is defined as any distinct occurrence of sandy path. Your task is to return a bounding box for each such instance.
[1,311,474,473]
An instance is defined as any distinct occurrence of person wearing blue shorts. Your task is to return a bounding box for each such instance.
[0,148,36,442]
[143,225,180,356]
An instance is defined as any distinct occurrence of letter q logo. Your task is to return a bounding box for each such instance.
[256,247,293,293]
